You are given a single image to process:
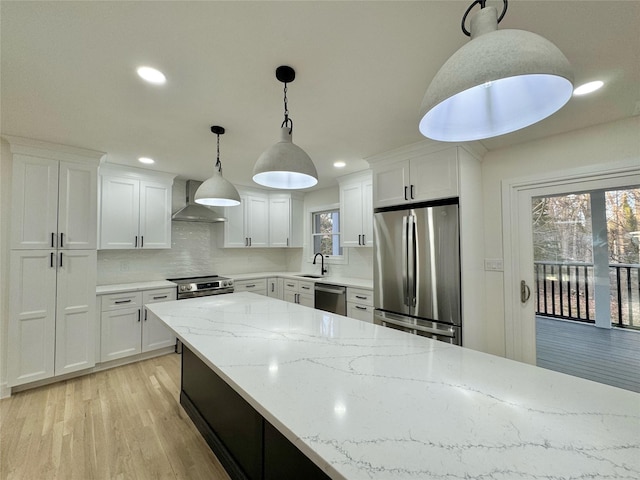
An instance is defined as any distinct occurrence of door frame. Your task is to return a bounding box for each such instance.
[501,159,640,364]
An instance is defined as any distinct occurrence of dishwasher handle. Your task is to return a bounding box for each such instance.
[314,285,346,295]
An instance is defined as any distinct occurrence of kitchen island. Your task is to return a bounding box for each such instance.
[147,292,639,480]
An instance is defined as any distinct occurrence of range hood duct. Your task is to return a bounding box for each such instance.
[171,180,227,223]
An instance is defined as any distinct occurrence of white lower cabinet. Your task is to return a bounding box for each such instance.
[100,287,176,362]
[283,279,315,307]
[235,278,268,296]
[346,287,374,323]
[267,277,284,300]
[8,249,97,387]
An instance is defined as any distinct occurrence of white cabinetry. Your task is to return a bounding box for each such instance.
[372,148,458,208]
[235,278,268,296]
[339,172,373,247]
[269,193,303,247]
[224,190,269,247]
[100,287,176,362]
[283,279,315,307]
[11,152,99,250]
[346,287,374,323]
[99,165,175,249]
[8,249,98,386]
[5,137,103,388]
[267,277,284,300]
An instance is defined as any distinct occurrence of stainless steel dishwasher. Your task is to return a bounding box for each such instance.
[314,283,347,315]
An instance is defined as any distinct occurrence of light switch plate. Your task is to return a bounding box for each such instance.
[484,258,504,272]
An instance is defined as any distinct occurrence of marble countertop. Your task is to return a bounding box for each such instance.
[96,280,177,295]
[147,292,640,480]
[227,272,373,290]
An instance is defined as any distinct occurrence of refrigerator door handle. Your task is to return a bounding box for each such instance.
[402,215,409,306]
[407,215,417,307]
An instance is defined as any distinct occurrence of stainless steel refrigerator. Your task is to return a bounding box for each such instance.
[373,199,461,345]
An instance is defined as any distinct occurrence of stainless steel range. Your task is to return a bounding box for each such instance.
[167,275,234,299]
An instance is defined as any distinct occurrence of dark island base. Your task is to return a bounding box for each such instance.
[181,346,331,480]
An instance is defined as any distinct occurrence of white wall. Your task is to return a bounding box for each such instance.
[0,140,12,397]
[481,117,640,357]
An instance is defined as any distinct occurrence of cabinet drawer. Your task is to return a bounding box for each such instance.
[347,303,374,323]
[142,288,176,305]
[236,279,268,295]
[100,292,141,311]
[298,281,314,294]
[347,288,373,306]
[283,279,298,292]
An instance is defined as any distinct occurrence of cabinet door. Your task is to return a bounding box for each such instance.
[409,148,459,202]
[283,290,297,304]
[99,175,139,249]
[267,277,283,300]
[55,250,97,375]
[101,304,142,362]
[246,195,269,247]
[298,293,315,308]
[139,181,172,249]
[58,162,98,250]
[8,250,57,386]
[142,288,176,352]
[362,178,373,246]
[224,198,247,247]
[11,155,59,249]
[340,182,364,247]
[269,196,290,247]
[373,160,410,208]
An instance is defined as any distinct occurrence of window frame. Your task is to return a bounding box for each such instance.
[307,203,348,265]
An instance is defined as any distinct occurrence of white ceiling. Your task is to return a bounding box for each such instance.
[2,1,639,190]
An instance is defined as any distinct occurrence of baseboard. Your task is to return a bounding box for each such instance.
[0,381,10,399]
[8,347,176,396]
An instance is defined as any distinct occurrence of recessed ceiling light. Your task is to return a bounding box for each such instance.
[333,161,346,168]
[138,157,155,164]
[573,80,604,96]
[136,66,166,85]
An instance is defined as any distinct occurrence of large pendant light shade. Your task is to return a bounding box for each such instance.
[195,126,241,207]
[253,66,318,190]
[419,2,573,142]
[253,126,317,189]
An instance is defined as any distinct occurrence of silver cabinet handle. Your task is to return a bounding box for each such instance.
[153,295,168,300]
[355,305,367,310]
[286,283,295,287]
[115,299,132,304]
[246,284,256,288]
[355,295,368,300]
[135,236,138,248]
[51,232,56,248]
[141,236,144,248]
[271,283,275,292]
[50,252,55,268]
[60,232,64,248]
[144,309,148,321]
[410,184,415,199]
[361,234,365,245]
[301,286,311,290]
[138,309,141,322]
[404,185,408,201]
[59,252,63,267]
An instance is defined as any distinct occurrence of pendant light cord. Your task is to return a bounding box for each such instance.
[215,133,222,174]
[461,0,507,36]
[280,82,294,134]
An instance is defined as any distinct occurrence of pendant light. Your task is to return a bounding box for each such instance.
[194,126,241,207]
[253,66,318,189]
[419,0,574,142]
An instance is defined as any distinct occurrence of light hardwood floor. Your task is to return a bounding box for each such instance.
[0,354,231,480]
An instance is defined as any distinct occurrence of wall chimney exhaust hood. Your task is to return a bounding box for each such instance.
[172,180,227,222]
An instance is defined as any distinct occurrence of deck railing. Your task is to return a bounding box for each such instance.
[534,261,640,329]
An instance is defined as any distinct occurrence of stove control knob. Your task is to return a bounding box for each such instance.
[179,285,186,292]
[222,281,227,287]
[228,280,233,286]
[187,285,193,291]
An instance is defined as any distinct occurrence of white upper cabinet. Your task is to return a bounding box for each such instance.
[11,154,99,250]
[98,165,175,249]
[224,190,269,248]
[269,193,303,247]
[371,147,459,208]
[339,171,373,247]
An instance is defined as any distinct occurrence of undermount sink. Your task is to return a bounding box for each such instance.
[296,274,323,279]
